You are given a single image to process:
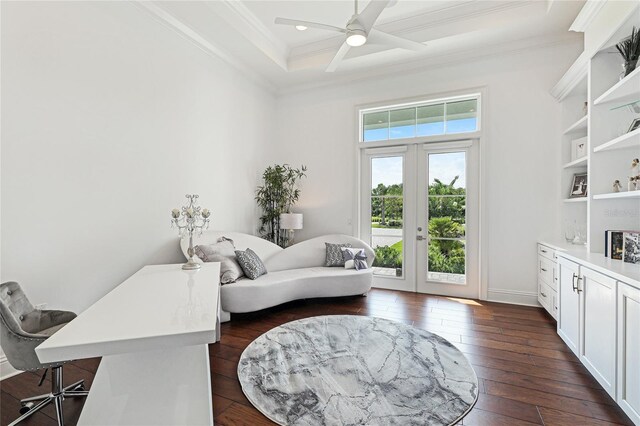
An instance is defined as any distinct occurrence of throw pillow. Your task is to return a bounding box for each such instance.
[325,242,352,267]
[235,248,267,280]
[341,247,368,271]
[194,240,244,284]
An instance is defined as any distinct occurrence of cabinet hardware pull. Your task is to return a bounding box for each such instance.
[541,292,547,297]
[576,276,583,293]
[541,268,547,272]
[541,249,547,253]
[572,273,578,291]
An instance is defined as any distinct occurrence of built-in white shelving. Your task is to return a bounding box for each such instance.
[564,197,588,203]
[592,191,640,200]
[594,128,640,152]
[563,156,588,168]
[593,66,640,106]
[563,115,588,134]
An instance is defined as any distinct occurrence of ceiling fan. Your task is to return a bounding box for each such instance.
[275,0,427,72]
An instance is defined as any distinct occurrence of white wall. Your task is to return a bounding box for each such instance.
[274,43,582,305]
[1,1,275,318]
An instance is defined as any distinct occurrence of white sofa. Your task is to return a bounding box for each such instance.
[180,231,374,321]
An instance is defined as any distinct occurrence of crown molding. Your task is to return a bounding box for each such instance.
[569,0,607,33]
[206,1,289,71]
[133,1,277,94]
[278,33,581,96]
[550,51,588,101]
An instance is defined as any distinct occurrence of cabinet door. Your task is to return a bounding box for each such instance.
[557,256,580,356]
[580,267,616,397]
[617,282,640,425]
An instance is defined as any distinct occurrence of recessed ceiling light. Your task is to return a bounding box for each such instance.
[295,25,308,31]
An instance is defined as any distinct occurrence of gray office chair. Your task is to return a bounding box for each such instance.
[0,281,89,426]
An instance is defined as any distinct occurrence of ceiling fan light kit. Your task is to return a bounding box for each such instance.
[346,29,367,47]
[274,0,427,72]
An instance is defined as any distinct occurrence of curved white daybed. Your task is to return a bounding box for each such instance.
[181,232,374,321]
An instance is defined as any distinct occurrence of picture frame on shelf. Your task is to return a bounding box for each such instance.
[628,118,640,133]
[569,173,588,198]
[623,232,640,264]
[570,137,587,161]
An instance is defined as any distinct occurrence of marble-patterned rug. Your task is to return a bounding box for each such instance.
[237,315,478,425]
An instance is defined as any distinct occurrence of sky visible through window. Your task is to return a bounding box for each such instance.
[371,153,466,188]
[364,118,477,141]
[363,97,478,142]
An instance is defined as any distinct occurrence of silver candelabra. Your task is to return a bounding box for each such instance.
[171,194,211,270]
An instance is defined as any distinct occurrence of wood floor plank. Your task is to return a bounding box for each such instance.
[465,352,602,389]
[472,393,543,424]
[484,380,633,425]
[215,402,276,426]
[460,336,579,362]
[461,408,541,425]
[473,365,614,405]
[538,406,628,426]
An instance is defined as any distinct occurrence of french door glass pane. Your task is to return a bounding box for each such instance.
[363,111,389,141]
[427,152,466,284]
[446,99,477,133]
[390,108,416,139]
[417,104,445,136]
[370,156,403,277]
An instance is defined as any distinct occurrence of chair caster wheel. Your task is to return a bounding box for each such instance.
[19,402,34,415]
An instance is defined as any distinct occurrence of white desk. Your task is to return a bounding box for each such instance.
[36,263,221,426]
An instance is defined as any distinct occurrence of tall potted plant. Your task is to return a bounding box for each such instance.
[256,164,307,247]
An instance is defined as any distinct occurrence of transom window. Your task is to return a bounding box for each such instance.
[360,95,480,142]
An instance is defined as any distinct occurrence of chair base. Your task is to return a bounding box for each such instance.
[10,366,89,426]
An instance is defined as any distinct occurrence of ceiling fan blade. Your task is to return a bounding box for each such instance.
[326,41,351,72]
[367,29,427,52]
[275,17,346,33]
[357,0,391,32]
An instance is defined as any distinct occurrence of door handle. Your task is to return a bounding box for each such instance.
[572,273,578,292]
[576,277,583,293]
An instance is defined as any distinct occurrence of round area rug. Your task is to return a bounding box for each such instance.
[237,315,478,425]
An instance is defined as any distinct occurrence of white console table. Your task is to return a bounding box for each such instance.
[36,263,221,425]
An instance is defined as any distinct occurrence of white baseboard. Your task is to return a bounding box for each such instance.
[486,288,541,307]
[0,355,21,381]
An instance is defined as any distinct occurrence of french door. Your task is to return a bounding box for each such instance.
[360,141,479,298]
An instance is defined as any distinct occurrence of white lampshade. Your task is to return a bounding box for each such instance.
[280,213,303,230]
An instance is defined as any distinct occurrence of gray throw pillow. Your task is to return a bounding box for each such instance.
[325,242,352,266]
[341,247,368,270]
[194,239,244,284]
[235,248,267,280]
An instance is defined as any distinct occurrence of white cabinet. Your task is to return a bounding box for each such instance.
[537,244,558,319]
[617,282,640,425]
[558,256,580,356]
[580,267,616,397]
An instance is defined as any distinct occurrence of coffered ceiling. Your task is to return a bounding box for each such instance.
[136,0,586,93]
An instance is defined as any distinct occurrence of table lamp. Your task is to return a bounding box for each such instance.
[280,213,303,247]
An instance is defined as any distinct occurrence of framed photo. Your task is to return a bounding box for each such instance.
[623,232,640,264]
[569,173,588,198]
[629,118,640,133]
[571,137,587,161]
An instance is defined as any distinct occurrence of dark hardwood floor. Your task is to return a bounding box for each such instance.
[0,289,633,425]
